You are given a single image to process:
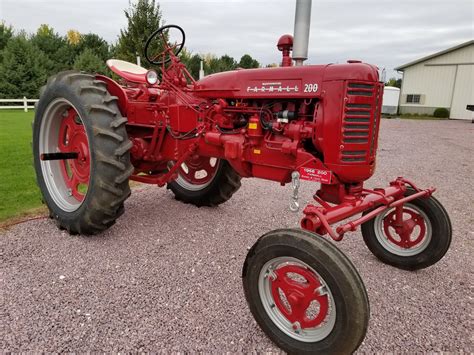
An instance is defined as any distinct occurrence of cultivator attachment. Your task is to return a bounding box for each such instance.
[300,177,436,241]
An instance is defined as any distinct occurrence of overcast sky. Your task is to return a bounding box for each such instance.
[1,0,473,77]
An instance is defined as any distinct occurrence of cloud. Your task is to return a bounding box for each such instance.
[1,0,472,77]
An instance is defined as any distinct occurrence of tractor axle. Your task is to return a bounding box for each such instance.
[40,152,79,161]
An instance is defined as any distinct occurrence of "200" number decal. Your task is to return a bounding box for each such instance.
[304,83,319,93]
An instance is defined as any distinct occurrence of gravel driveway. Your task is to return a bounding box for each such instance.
[1,119,473,353]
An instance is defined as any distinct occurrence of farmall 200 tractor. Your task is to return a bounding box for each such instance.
[33,1,451,353]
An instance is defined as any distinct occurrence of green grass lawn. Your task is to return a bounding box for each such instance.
[0,110,44,222]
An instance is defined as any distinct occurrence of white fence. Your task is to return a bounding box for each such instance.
[0,97,39,112]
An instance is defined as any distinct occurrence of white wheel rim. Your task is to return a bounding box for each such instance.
[373,203,432,256]
[174,157,219,191]
[258,256,336,343]
[38,98,88,212]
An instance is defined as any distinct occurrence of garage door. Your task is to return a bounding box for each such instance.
[450,65,474,120]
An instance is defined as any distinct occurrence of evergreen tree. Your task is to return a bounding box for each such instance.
[73,48,107,74]
[0,22,14,63]
[239,54,260,69]
[116,0,163,62]
[76,34,110,61]
[0,35,51,98]
[31,24,70,73]
[0,22,13,52]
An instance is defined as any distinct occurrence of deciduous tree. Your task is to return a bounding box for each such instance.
[385,77,402,88]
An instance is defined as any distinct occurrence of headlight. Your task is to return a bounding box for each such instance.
[146,70,159,85]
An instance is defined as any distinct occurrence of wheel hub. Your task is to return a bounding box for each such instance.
[58,108,90,201]
[177,156,218,186]
[383,208,426,249]
[270,264,329,329]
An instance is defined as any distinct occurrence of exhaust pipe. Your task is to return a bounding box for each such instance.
[293,0,312,66]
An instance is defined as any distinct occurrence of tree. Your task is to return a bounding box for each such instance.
[179,49,202,79]
[116,0,163,62]
[218,55,237,72]
[239,54,259,69]
[73,48,107,74]
[0,22,14,63]
[31,24,70,72]
[67,29,81,45]
[0,22,13,52]
[203,54,237,75]
[385,77,402,88]
[0,35,51,98]
[76,33,110,61]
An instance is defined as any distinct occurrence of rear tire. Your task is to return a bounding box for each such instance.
[243,229,369,354]
[361,188,452,270]
[167,158,241,207]
[33,71,133,235]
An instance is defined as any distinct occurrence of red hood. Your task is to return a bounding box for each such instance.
[194,63,379,99]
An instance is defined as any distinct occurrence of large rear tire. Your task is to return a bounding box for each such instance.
[167,157,241,207]
[33,71,133,235]
[243,229,369,354]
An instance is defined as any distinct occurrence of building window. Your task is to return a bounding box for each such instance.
[406,94,421,104]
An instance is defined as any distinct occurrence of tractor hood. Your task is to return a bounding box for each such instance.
[193,62,379,99]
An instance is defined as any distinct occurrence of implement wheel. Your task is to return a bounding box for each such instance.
[361,188,452,270]
[33,71,133,235]
[167,156,241,207]
[243,229,369,354]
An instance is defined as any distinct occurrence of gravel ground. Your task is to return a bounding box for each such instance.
[1,119,473,353]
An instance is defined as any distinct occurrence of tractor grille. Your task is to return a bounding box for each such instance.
[341,82,382,164]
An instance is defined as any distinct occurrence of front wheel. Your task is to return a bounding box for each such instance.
[243,229,369,354]
[361,188,452,270]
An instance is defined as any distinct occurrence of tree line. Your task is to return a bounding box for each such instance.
[0,0,261,99]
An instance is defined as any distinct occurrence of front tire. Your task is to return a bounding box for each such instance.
[33,71,133,235]
[361,188,452,270]
[243,229,369,354]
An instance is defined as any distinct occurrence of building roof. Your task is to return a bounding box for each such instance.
[395,40,474,71]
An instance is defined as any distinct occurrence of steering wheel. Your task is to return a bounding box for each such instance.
[144,24,186,65]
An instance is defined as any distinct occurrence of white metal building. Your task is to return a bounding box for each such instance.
[395,40,474,120]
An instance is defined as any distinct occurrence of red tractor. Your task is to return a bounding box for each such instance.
[32,2,451,353]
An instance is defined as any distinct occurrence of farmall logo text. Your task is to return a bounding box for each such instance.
[246,82,318,94]
[247,82,299,93]
[298,167,332,184]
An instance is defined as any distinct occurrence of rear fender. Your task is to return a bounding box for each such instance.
[95,74,128,116]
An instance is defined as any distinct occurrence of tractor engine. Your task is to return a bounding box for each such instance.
[104,51,383,208]
[194,60,384,186]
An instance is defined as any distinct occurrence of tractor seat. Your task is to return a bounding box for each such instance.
[106,59,149,84]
